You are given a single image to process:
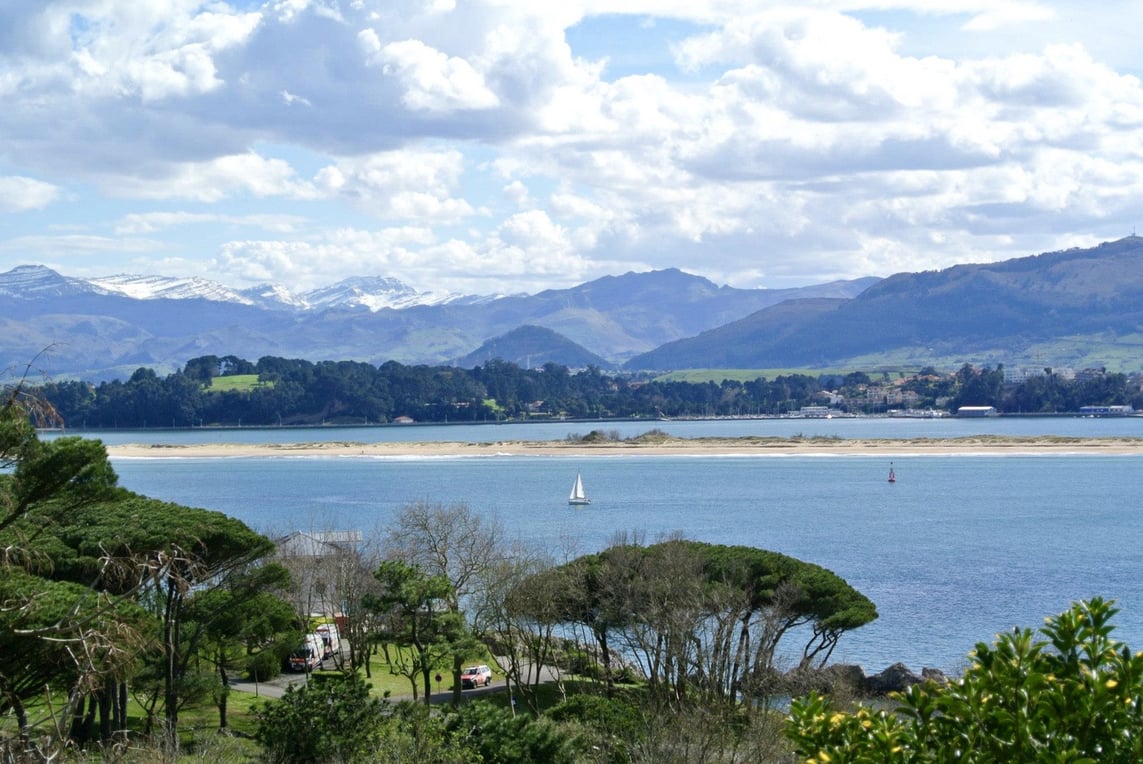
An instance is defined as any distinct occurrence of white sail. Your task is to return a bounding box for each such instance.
[568,472,590,505]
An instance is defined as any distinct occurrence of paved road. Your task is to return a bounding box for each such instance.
[230,675,298,699]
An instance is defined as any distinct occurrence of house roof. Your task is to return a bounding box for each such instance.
[275,530,362,557]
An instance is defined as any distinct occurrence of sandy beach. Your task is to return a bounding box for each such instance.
[104,435,1143,459]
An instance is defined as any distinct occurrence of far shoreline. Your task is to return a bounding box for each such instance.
[104,435,1143,459]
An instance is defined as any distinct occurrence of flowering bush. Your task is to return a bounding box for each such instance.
[786,597,1143,763]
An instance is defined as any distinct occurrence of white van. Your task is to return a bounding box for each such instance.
[315,623,340,658]
[287,633,325,672]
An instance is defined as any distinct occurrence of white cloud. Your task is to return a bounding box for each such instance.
[315,149,475,222]
[367,37,500,112]
[58,2,261,101]
[281,89,312,107]
[114,211,307,235]
[103,154,319,202]
[962,2,1055,31]
[0,176,60,212]
[212,226,440,290]
[2,1,1143,295]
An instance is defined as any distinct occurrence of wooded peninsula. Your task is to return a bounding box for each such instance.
[32,353,1143,429]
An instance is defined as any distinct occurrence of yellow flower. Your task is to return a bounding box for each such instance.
[830,713,847,726]
[861,718,873,729]
[1106,679,1119,689]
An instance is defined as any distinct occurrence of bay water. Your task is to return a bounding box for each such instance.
[96,417,1143,676]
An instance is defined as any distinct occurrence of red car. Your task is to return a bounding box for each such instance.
[461,665,493,688]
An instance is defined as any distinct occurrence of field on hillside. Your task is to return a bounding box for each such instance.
[207,374,270,392]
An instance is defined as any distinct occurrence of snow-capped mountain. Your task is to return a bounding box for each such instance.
[90,274,259,305]
[0,266,482,312]
[237,283,310,310]
[0,264,104,299]
[301,276,463,311]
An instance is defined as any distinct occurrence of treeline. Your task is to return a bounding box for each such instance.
[33,355,1143,428]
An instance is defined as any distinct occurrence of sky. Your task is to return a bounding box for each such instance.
[2,0,1142,297]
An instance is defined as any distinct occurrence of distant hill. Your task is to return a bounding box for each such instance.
[625,236,1143,372]
[0,265,875,380]
[453,325,612,370]
[14,236,1143,380]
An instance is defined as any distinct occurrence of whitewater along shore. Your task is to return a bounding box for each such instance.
[104,434,1143,459]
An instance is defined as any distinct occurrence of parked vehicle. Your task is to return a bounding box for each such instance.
[287,633,325,672]
[461,665,493,688]
[314,623,340,659]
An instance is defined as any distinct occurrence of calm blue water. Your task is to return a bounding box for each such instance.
[104,417,1143,677]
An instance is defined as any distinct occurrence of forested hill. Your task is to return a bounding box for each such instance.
[626,236,1143,371]
[32,355,1143,429]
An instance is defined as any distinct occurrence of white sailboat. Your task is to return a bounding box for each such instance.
[568,472,591,505]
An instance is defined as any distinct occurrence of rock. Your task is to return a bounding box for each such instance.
[823,663,867,690]
[863,662,924,695]
[921,667,949,685]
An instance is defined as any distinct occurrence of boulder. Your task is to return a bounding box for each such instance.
[921,667,949,685]
[863,662,924,695]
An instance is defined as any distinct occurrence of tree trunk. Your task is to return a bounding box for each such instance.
[115,681,128,744]
[596,627,614,697]
[421,665,433,706]
[98,682,112,743]
[451,653,463,706]
[164,574,183,732]
[70,693,97,748]
[13,696,29,754]
[217,654,230,729]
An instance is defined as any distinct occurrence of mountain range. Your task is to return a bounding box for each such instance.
[0,264,875,380]
[3,236,1142,381]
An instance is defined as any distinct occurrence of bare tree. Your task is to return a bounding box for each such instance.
[472,540,564,714]
[384,501,505,705]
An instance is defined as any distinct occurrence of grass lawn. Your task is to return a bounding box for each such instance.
[351,645,503,700]
[206,374,270,392]
[3,648,540,759]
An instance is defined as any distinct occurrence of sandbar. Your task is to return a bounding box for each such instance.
[104,435,1143,459]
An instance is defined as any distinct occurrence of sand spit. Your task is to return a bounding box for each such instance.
[104,435,1143,459]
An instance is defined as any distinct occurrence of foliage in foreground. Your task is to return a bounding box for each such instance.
[786,597,1143,763]
[254,677,388,764]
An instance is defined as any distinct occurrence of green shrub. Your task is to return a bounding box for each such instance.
[546,694,645,762]
[245,649,282,682]
[786,598,1143,763]
[566,429,621,443]
[254,676,386,763]
[444,700,582,764]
